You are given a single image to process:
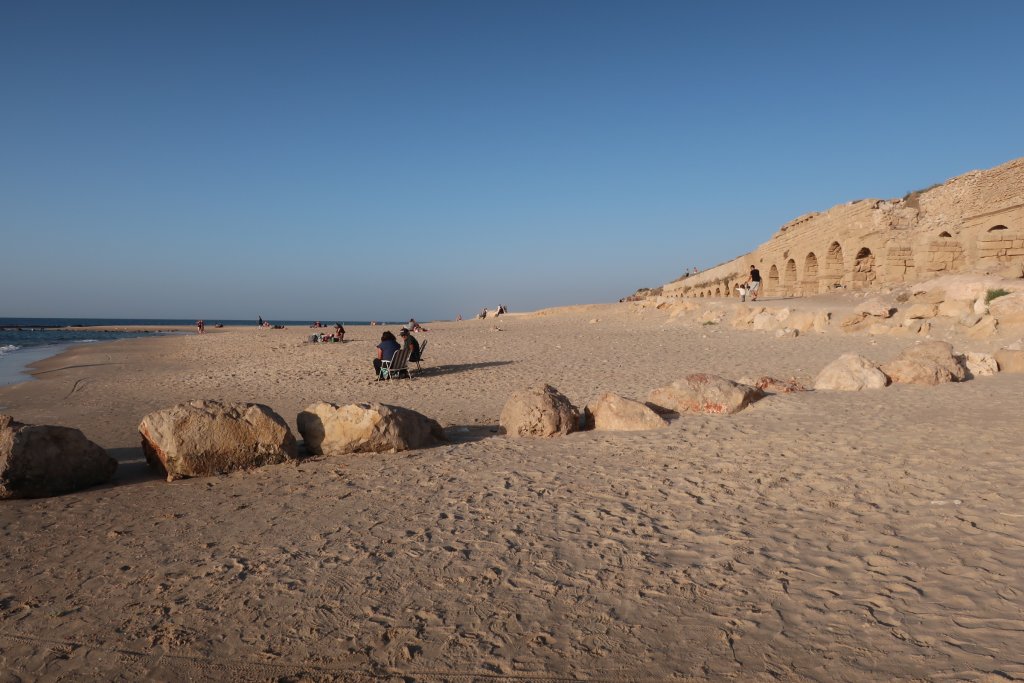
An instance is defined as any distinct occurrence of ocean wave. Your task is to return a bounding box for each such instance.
[74,339,99,344]
[0,344,21,355]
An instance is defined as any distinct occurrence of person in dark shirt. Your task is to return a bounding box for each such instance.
[399,328,420,362]
[746,265,762,301]
[373,331,401,379]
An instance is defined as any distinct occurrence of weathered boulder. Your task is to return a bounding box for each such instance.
[856,299,895,318]
[500,385,579,437]
[905,303,938,319]
[937,299,973,318]
[881,341,968,385]
[814,354,889,391]
[648,374,764,415]
[739,377,809,394]
[297,402,445,455]
[966,315,998,339]
[583,393,668,431]
[994,349,1024,373]
[965,352,998,378]
[139,400,297,481]
[0,415,117,499]
[989,292,1024,327]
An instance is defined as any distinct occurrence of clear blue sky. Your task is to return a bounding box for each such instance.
[2,1,1022,321]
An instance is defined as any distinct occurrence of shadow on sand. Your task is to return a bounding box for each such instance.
[106,447,165,486]
[416,360,514,377]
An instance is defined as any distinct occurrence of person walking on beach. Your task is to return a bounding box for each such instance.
[196,320,205,334]
[373,331,401,379]
[745,265,762,302]
[258,315,264,327]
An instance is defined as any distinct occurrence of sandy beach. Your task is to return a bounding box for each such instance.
[1,299,1023,681]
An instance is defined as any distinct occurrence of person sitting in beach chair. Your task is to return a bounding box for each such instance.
[373,331,401,379]
[399,328,421,363]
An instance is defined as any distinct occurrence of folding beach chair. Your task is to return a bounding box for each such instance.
[411,339,428,373]
[379,346,412,380]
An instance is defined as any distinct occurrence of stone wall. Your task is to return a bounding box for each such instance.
[662,157,1024,300]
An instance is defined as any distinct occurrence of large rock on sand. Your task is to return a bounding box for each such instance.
[994,349,1024,373]
[814,354,889,391]
[583,393,668,431]
[139,400,297,481]
[0,415,117,499]
[297,402,445,455]
[500,384,579,437]
[648,374,764,415]
[989,292,1024,327]
[881,341,967,385]
[965,352,998,378]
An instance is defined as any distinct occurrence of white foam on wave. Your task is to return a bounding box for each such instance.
[0,344,21,355]
[74,339,99,344]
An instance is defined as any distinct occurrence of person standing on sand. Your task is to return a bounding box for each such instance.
[745,265,762,301]
[258,315,263,327]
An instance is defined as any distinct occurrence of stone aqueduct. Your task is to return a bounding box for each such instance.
[661,157,1024,300]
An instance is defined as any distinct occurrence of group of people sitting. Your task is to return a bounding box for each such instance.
[310,323,345,343]
[475,305,507,319]
[373,327,421,379]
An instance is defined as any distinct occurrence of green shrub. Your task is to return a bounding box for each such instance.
[985,288,1010,303]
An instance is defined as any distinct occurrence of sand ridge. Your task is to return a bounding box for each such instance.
[0,301,1022,680]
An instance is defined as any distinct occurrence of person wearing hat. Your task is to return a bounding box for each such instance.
[399,327,421,363]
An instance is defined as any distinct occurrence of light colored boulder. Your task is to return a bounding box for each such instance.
[751,311,779,331]
[994,349,1024,373]
[881,341,967,385]
[648,374,764,415]
[814,354,889,391]
[911,289,946,304]
[774,328,799,338]
[731,306,764,329]
[583,393,668,431]
[500,384,579,437]
[959,313,983,328]
[740,377,809,394]
[974,298,988,315]
[966,316,998,339]
[905,303,938,319]
[965,352,998,378]
[938,299,973,318]
[139,400,297,481]
[1,415,117,499]
[989,292,1024,327]
[784,310,822,332]
[701,310,724,325]
[297,402,445,455]
[868,323,892,336]
[856,299,895,318]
